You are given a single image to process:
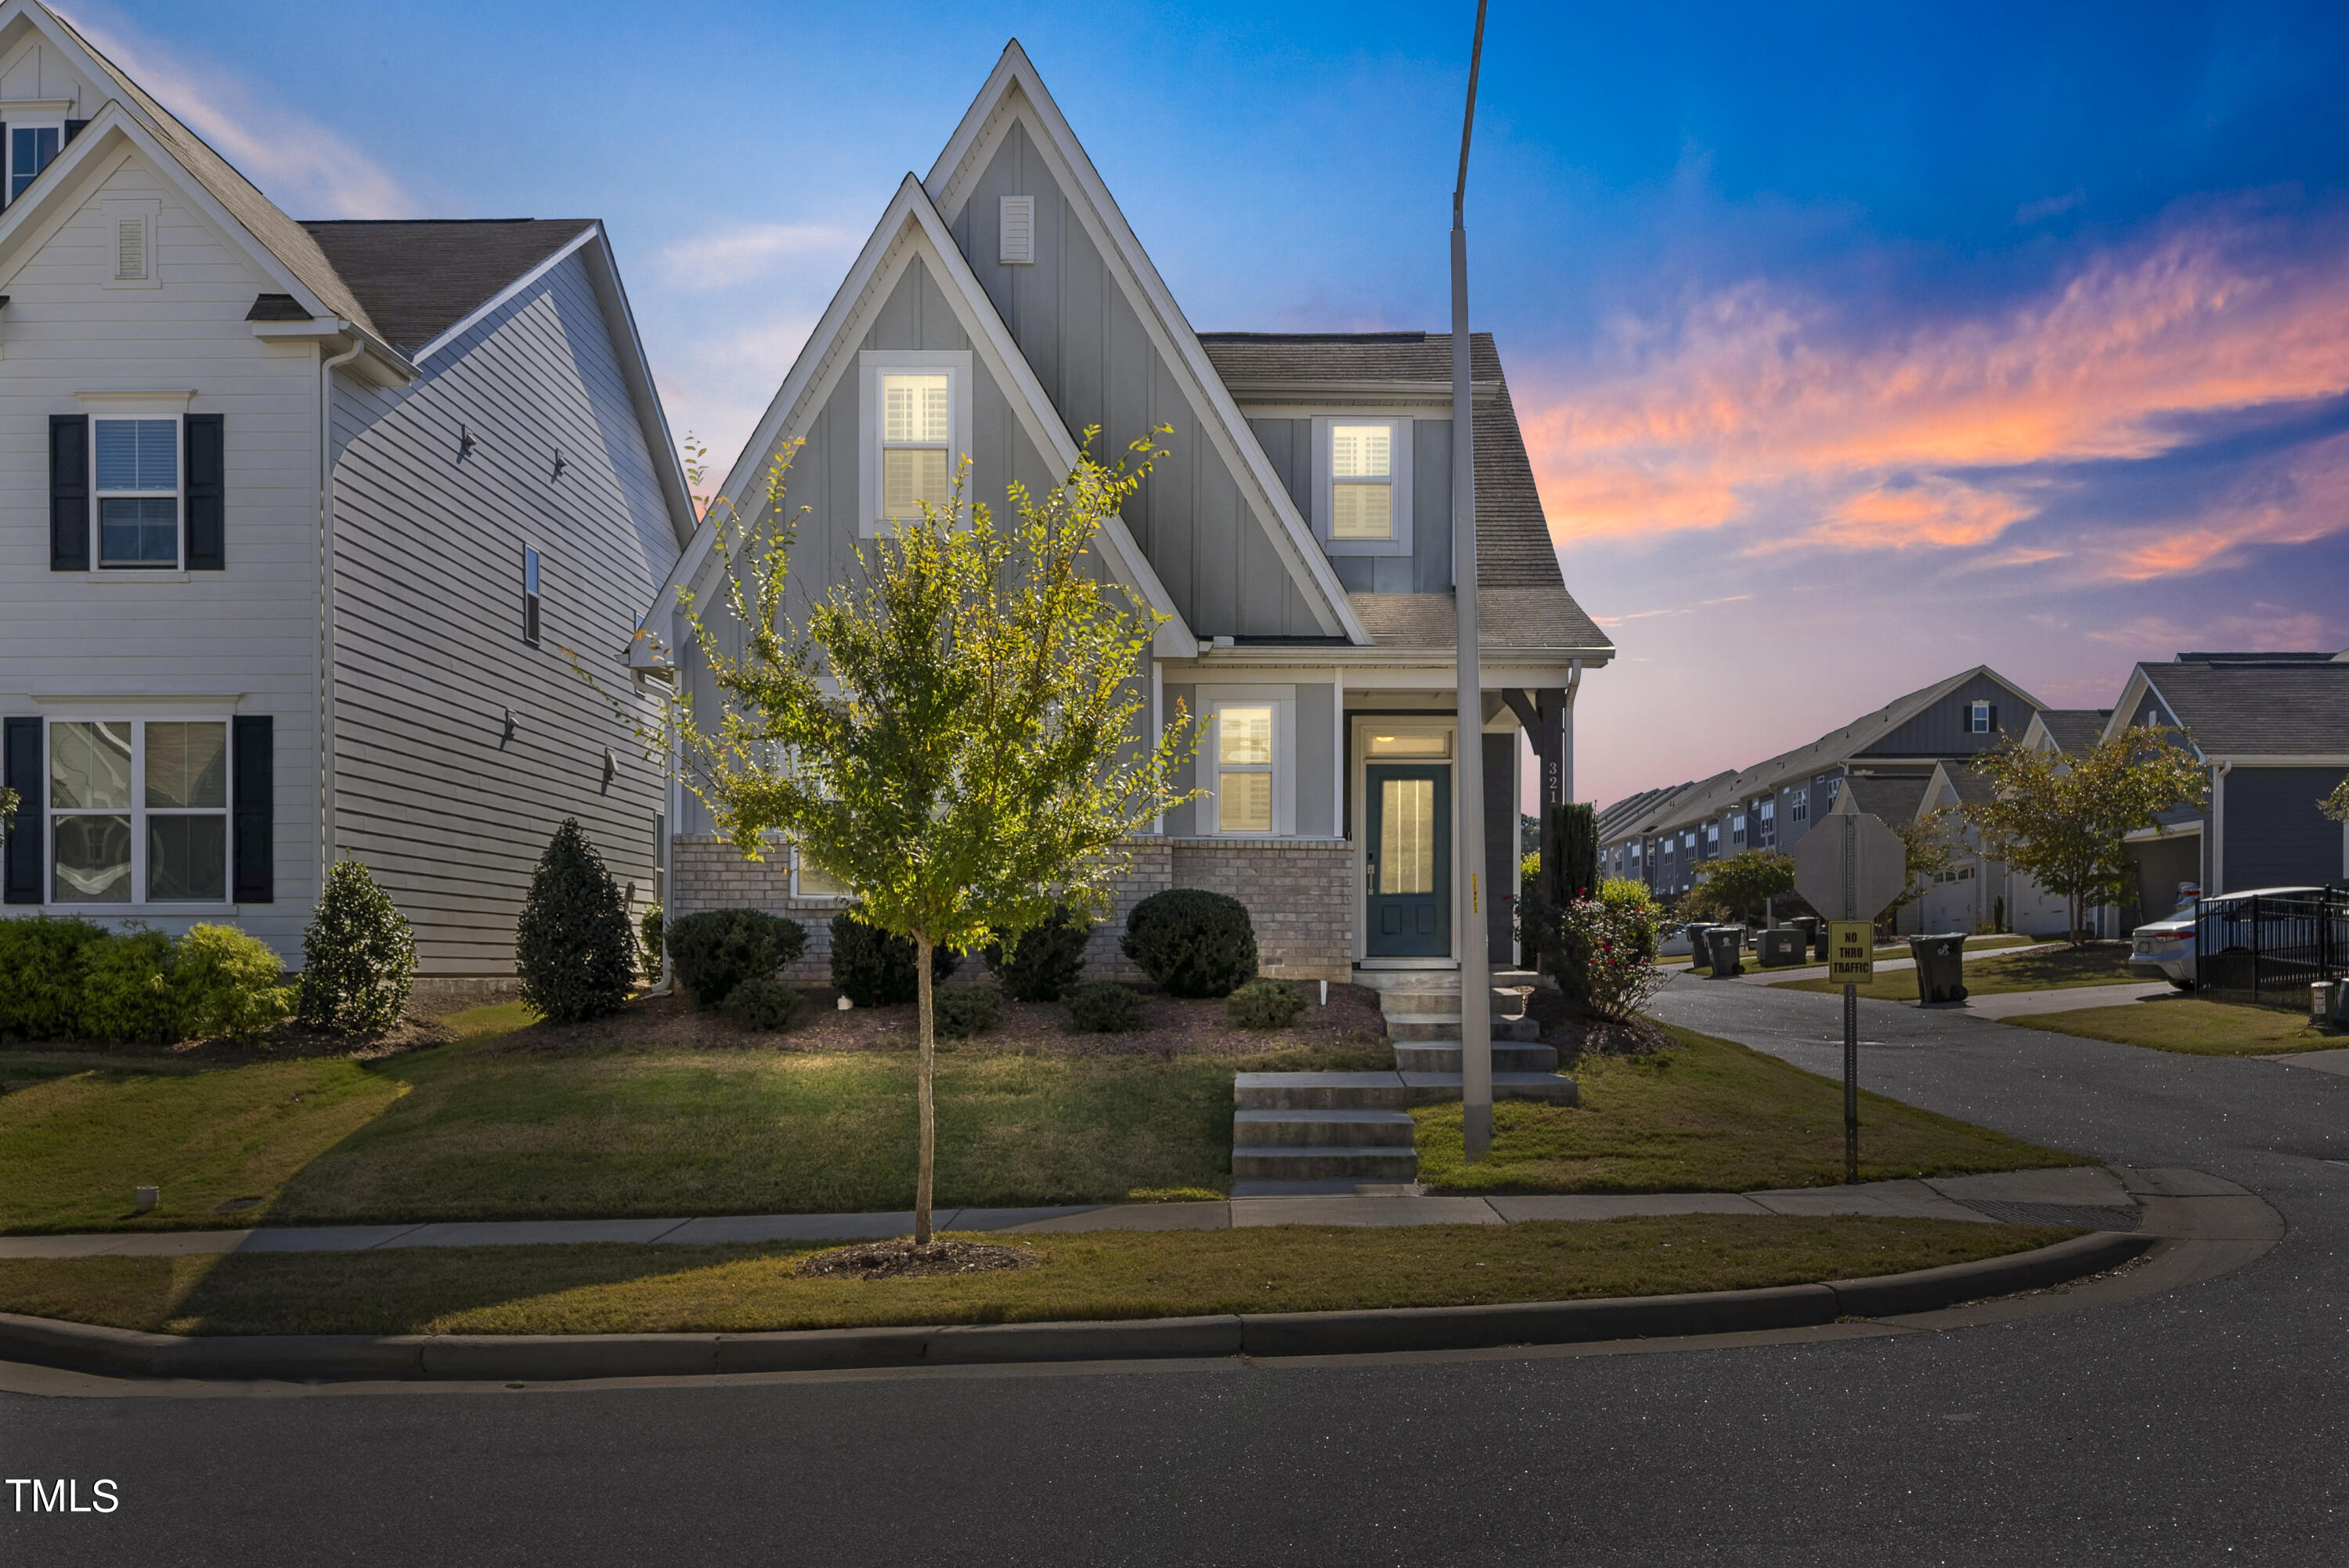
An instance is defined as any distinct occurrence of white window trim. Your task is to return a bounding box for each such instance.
[1970,700,1993,734]
[857,349,972,539]
[100,197,161,289]
[41,712,236,911]
[85,407,185,571]
[1200,684,1296,838]
[791,842,853,901]
[1312,415,1413,557]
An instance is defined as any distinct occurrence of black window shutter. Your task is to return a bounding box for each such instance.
[49,414,88,571]
[64,118,88,143]
[0,124,8,211]
[185,414,224,570]
[1988,705,1999,735]
[233,715,272,903]
[4,716,41,904]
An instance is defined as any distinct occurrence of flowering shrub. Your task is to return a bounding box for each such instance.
[1561,884,1669,1021]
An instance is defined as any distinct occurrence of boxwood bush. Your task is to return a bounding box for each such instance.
[297,859,417,1034]
[0,917,290,1046]
[1120,889,1257,998]
[1225,978,1306,1029]
[1065,980,1148,1033]
[932,982,1005,1039]
[984,906,1092,1002]
[666,909,808,1009]
[829,911,958,1007]
[172,924,294,1043]
[723,976,803,1032]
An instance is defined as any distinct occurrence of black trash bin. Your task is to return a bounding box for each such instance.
[1705,927,1745,978]
[1908,933,1968,1004]
[1758,928,1805,967]
[1790,915,1821,961]
[1682,922,1715,975]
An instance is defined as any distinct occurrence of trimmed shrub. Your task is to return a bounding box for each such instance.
[1225,978,1305,1029]
[829,912,958,1007]
[933,983,1004,1039]
[1120,889,1257,998]
[639,903,666,984]
[297,860,417,1034]
[79,926,181,1047]
[667,909,808,1009]
[173,924,294,1043]
[1065,980,1148,1033]
[515,819,638,1026]
[0,916,110,1043]
[723,976,803,1032]
[984,906,1092,1002]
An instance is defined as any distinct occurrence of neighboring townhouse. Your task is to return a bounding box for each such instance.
[1595,666,2044,920]
[0,1,692,983]
[2107,650,2349,906]
[651,41,1614,981]
[1912,710,2117,938]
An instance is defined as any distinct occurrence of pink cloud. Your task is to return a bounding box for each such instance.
[1521,209,2349,579]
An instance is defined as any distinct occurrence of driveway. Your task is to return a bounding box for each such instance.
[4,975,2345,1566]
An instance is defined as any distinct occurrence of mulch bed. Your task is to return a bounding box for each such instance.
[1523,986,1673,1056]
[471,980,1391,1060]
[796,1238,1041,1281]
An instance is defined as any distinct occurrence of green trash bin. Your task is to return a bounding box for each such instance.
[1908,933,1968,1004]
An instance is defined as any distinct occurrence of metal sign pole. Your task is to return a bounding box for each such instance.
[1842,810,1858,1184]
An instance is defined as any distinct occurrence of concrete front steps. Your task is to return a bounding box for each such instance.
[1229,968,1578,1194]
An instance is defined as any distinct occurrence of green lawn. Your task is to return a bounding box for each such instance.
[0,1215,2077,1337]
[2004,998,2343,1057]
[1770,943,2138,1000]
[1415,1024,2081,1193]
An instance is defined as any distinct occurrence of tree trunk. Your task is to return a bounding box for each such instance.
[914,933,936,1247]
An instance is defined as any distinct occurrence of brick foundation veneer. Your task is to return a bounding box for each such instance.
[670,834,1355,985]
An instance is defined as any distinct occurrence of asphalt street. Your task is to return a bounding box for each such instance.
[5,977,2345,1566]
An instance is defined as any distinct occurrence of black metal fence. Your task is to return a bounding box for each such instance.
[2196,887,2349,1006]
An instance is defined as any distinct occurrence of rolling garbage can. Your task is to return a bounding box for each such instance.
[1790,915,1821,960]
[1705,927,1745,978]
[1758,928,1805,967]
[1908,933,1968,1004]
[1683,922,1716,975]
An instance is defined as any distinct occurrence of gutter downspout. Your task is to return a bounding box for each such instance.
[317,330,365,894]
[1561,657,1583,802]
[2210,761,2232,896]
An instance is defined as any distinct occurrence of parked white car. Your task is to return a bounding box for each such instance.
[2131,885,2329,989]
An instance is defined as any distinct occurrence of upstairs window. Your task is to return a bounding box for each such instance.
[1757,797,1776,848]
[94,417,179,569]
[522,548,542,645]
[860,351,970,536]
[1314,416,1413,555]
[9,122,60,200]
[1789,786,1808,826]
[1730,812,1746,849]
[1704,822,1719,856]
[1970,700,1995,734]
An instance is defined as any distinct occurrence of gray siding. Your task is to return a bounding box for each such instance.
[1248,417,1454,595]
[951,121,1324,637]
[1859,673,2030,758]
[1162,682,1196,837]
[329,251,678,974]
[2221,766,2346,891]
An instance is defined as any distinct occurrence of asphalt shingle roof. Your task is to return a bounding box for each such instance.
[2036,708,2112,754]
[301,220,595,357]
[1846,773,1931,825]
[2140,660,2349,755]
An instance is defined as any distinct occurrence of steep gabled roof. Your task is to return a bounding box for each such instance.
[2124,661,2349,758]
[301,220,596,358]
[656,175,1194,656]
[2030,708,2112,755]
[922,41,1367,644]
[1846,771,1931,825]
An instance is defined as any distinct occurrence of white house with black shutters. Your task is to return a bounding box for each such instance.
[0,0,693,978]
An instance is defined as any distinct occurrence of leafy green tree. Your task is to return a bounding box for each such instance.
[670,433,1196,1244]
[1967,728,2206,946]
[2322,773,2349,824]
[1687,848,1795,925]
[1889,806,1965,914]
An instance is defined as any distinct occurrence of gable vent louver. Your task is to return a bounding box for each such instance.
[998,195,1035,265]
[114,217,147,281]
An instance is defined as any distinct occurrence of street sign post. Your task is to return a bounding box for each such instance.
[1791,790,1907,1182]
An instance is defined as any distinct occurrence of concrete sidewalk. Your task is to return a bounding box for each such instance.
[1953,981,2174,1019]
[0,1166,2135,1260]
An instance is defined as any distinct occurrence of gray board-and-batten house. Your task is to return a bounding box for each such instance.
[0,0,693,982]
[652,41,1614,983]
[1594,666,2044,922]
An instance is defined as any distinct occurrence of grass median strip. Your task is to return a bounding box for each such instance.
[1770,943,2138,1000]
[0,1216,2079,1338]
[1415,1025,2081,1193]
[2004,998,2341,1057]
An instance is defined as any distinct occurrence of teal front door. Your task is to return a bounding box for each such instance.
[1365,763,1451,957]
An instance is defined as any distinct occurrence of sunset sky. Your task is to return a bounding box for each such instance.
[81,0,2349,808]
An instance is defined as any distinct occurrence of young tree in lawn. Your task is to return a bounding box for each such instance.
[1966,729,2206,946]
[674,431,1196,1245]
[1686,848,1795,926]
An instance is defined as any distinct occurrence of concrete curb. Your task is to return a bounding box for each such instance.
[0,1230,2151,1383]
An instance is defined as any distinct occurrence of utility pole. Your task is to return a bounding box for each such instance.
[1453,0,1492,1161]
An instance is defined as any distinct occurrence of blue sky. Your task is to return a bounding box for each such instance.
[80,0,2349,806]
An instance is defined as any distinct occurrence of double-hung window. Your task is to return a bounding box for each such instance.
[1969,700,1994,734]
[1203,689,1296,836]
[95,417,179,568]
[49,719,229,904]
[1789,786,1808,827]
[1757,798,1776,848]
[9,121,60,200]
[1730,812,1746,849]
[859,351,969,535]
[1314,416,1412,555]
[1704,822,1719,856]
